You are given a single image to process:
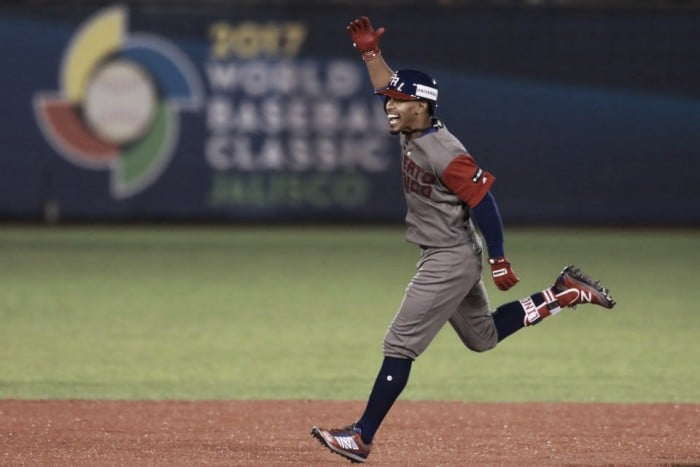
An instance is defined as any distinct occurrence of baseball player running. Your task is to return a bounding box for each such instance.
[311,16,615,464]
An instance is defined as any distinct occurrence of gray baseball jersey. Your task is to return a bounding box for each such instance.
[383,122,500,359]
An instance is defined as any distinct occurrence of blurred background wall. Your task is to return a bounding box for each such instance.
[2,0,698,225]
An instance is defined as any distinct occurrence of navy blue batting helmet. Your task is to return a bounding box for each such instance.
[375,69,439,105]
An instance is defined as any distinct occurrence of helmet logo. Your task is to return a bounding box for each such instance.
[388,74,403,91]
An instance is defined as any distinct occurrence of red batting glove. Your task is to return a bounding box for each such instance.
[488,257,520,291]
[346,16,385,60]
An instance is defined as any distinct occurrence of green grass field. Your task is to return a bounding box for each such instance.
[0,225,698,402]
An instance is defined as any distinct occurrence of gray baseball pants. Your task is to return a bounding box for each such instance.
[383,242,499,360]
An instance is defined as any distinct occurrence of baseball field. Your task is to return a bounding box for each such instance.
[1,225,698,465]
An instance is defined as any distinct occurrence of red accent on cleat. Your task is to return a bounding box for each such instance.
[553,265,616,309]
[311,424,371,463]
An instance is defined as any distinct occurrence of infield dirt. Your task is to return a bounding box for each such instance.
[1,400,698,466]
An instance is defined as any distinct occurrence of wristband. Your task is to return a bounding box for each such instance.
[361,48,380,62]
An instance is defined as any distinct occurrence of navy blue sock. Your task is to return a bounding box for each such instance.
[493,293,547,341]
[356,356,412,444]
[492,300,525,341]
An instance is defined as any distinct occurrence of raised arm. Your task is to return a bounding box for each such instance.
[347,16,394,90]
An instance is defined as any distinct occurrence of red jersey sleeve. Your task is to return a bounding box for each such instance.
[441,154,495,208]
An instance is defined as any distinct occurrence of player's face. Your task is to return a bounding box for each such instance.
[384,98,429,137]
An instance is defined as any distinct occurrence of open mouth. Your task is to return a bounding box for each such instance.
[387,113,400,125]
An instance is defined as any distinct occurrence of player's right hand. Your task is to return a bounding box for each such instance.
[489,257,520,291]
[347,16,385,54]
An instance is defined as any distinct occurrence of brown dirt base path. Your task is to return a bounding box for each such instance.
[1,400,698,466]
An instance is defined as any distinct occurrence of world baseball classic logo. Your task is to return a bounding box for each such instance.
[33,5,203,198]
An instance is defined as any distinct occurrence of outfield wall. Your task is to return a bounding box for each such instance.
[1,4,698,225]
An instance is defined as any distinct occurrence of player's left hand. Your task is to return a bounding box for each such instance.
[488,257,520,291]
[347,16,385,54]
